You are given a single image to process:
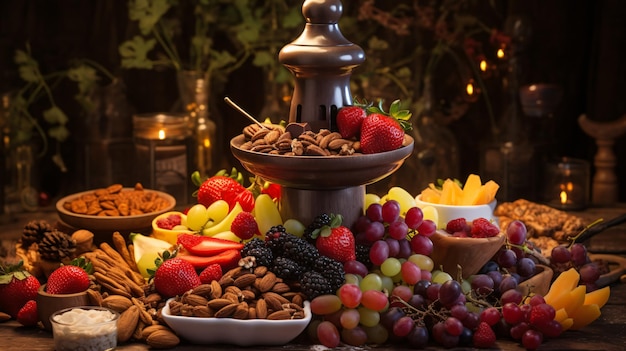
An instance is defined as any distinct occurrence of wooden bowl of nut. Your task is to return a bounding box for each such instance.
[56,184,175,237]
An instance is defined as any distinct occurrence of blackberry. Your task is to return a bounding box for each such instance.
[355,243,373,268]
[271,256,305,281]
[241,238,273,267]
[300,271,334,300]
[313,255,345,292]
[265,225,289,254]
[303,213,332,242]
[283,236,319,268]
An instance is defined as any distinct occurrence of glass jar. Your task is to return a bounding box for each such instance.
[133,113,191,204]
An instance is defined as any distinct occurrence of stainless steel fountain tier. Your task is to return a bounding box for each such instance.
[231,0,414,227]
[279,0,365,132]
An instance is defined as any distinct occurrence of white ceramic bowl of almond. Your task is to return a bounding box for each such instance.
[161,298,311,346]
[50,306,119,351]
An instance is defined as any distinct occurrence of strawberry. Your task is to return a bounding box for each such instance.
[473,321,496,348]
[231,211,259,240]
[46,265,91,294]
[445,218,470,235]
[196,175,246,210]
[199,263,223,284]
[153,257,201,298]
[312,214,356,263]
[177,234,244,256]
[261,182,281,201]
[233,189,255,212]
[16,300,38,327]
[470,218,500,238]
[336,105,367,139]
[0,261,41,317]
[178,249,242,271]
[359,99,412,154]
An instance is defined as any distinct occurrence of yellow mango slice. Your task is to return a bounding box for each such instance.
[440,179,463,205]
[554,308,569,323]
[583,286,610,308]
[563,285,587,316]
[544,268,580,305]
[460,174,482,205]
[473,180,500,205]
[420,188,441,204]
[569,303,601,330]
[560,317,575,331]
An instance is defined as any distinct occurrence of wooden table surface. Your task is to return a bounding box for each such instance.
[0,204,625,351]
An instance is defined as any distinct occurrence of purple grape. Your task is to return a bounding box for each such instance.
[382,200,401,223]
[570,243,589,266]
[497,248,518,268]
[404,207,424,230]
[366,203,383,222]
[385,237,400,257]
[439,280,462,307]
[410,234,433,256]
[506,220,527,245]
[579,262,600,284]
[417,219,436,237]
[470,274,494,295]
[380,307,405,331]
[369,240,390,266]
[516,257,536,278]
[550,245,571,264]
[499,275,518,293]
[365,221,385,242]
[354,215,371,233]
[344,259,369,277]
[406,325,429,348]
[388,220,409,240]
[397,239,412,259]
[444,317,464,336]
[413,280,431,297]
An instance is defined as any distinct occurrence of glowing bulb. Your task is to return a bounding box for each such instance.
[497,48,505,59]
[203,137,211,148]
[560,191,568,204]
[158,129,165,140]
[480,60,487,72]
[466,82,474,96]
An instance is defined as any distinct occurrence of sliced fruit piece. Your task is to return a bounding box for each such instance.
[211,231,243,242]
[177,234,244,256]
[460,174,482,205]
[202,202,243,236]
[544,268,580,306]
[552,285,586,316]
[554,308,569,324]
[583,286,610,308]
[474,180,500,205]
[253,194,282,237]
[420,205,439,229]
[137,251,160,279]
[560,317,575,331]
[130,233,172,264]
[151,211,188,245]
[569,303,601,330]
[440,179,463,205]
[178,249,242,270]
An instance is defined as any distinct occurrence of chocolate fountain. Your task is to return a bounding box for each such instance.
[230,0,414,227]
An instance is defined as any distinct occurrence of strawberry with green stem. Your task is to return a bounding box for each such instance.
[336,99,369,139]
[360,99,412,154]
[0,261,41,318]
[311,214,356,263]
[152,250,201,298]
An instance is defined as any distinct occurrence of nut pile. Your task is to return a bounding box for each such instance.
[239,123,360,156]
[62,183,171,216]
[167,265,306,320]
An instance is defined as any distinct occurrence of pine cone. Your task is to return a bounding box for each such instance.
[38,229,76,261]
[21,220,53,248]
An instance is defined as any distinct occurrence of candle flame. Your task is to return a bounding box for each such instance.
[560,191,568,204]
[466,82,474,96]
[479,60,487,72]
[203,137,211,148]
[158,129,165,140]
[497,48,505,59]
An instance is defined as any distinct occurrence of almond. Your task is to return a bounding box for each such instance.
[263,292,284,312]
[207,298,233,310]
[102,295,133,312]
[117,305,140,343]
[183,294,209,306]
[255,298,268,319]
[191,284,212,297]
[271,282,291,294]
[267,310,292,320]
[214,303,238,318]
[146,329,180,349]
[141,324,170,340]
[193,305,213,317]
[258,271,277,292]
[210,280,223,299]
[233,302,249,319]
[234,273,257,288]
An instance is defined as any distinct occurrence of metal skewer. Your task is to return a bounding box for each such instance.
[224,97,268,129]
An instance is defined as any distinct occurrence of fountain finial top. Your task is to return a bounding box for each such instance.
[279,0,364,131]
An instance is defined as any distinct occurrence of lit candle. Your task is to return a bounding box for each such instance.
[543,158,590,211]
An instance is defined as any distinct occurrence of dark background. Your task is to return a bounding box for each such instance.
[0,0,625,203]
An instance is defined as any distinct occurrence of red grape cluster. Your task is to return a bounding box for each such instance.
[550,243,601,291]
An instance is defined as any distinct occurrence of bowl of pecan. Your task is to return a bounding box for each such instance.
[56,183,175,234]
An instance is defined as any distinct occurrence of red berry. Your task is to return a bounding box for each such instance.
[197,176,246,210]
[360,113,405,154]
[336,105,367,139]
[154,258,201,298]
[16,300,38,327]
[470,218,500,238]
[472,321,496,348]
[199,263,223,284]
[231,211,259,240]
[0,264,40,317]
[46,265,91,295]
[445,217,469,234]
